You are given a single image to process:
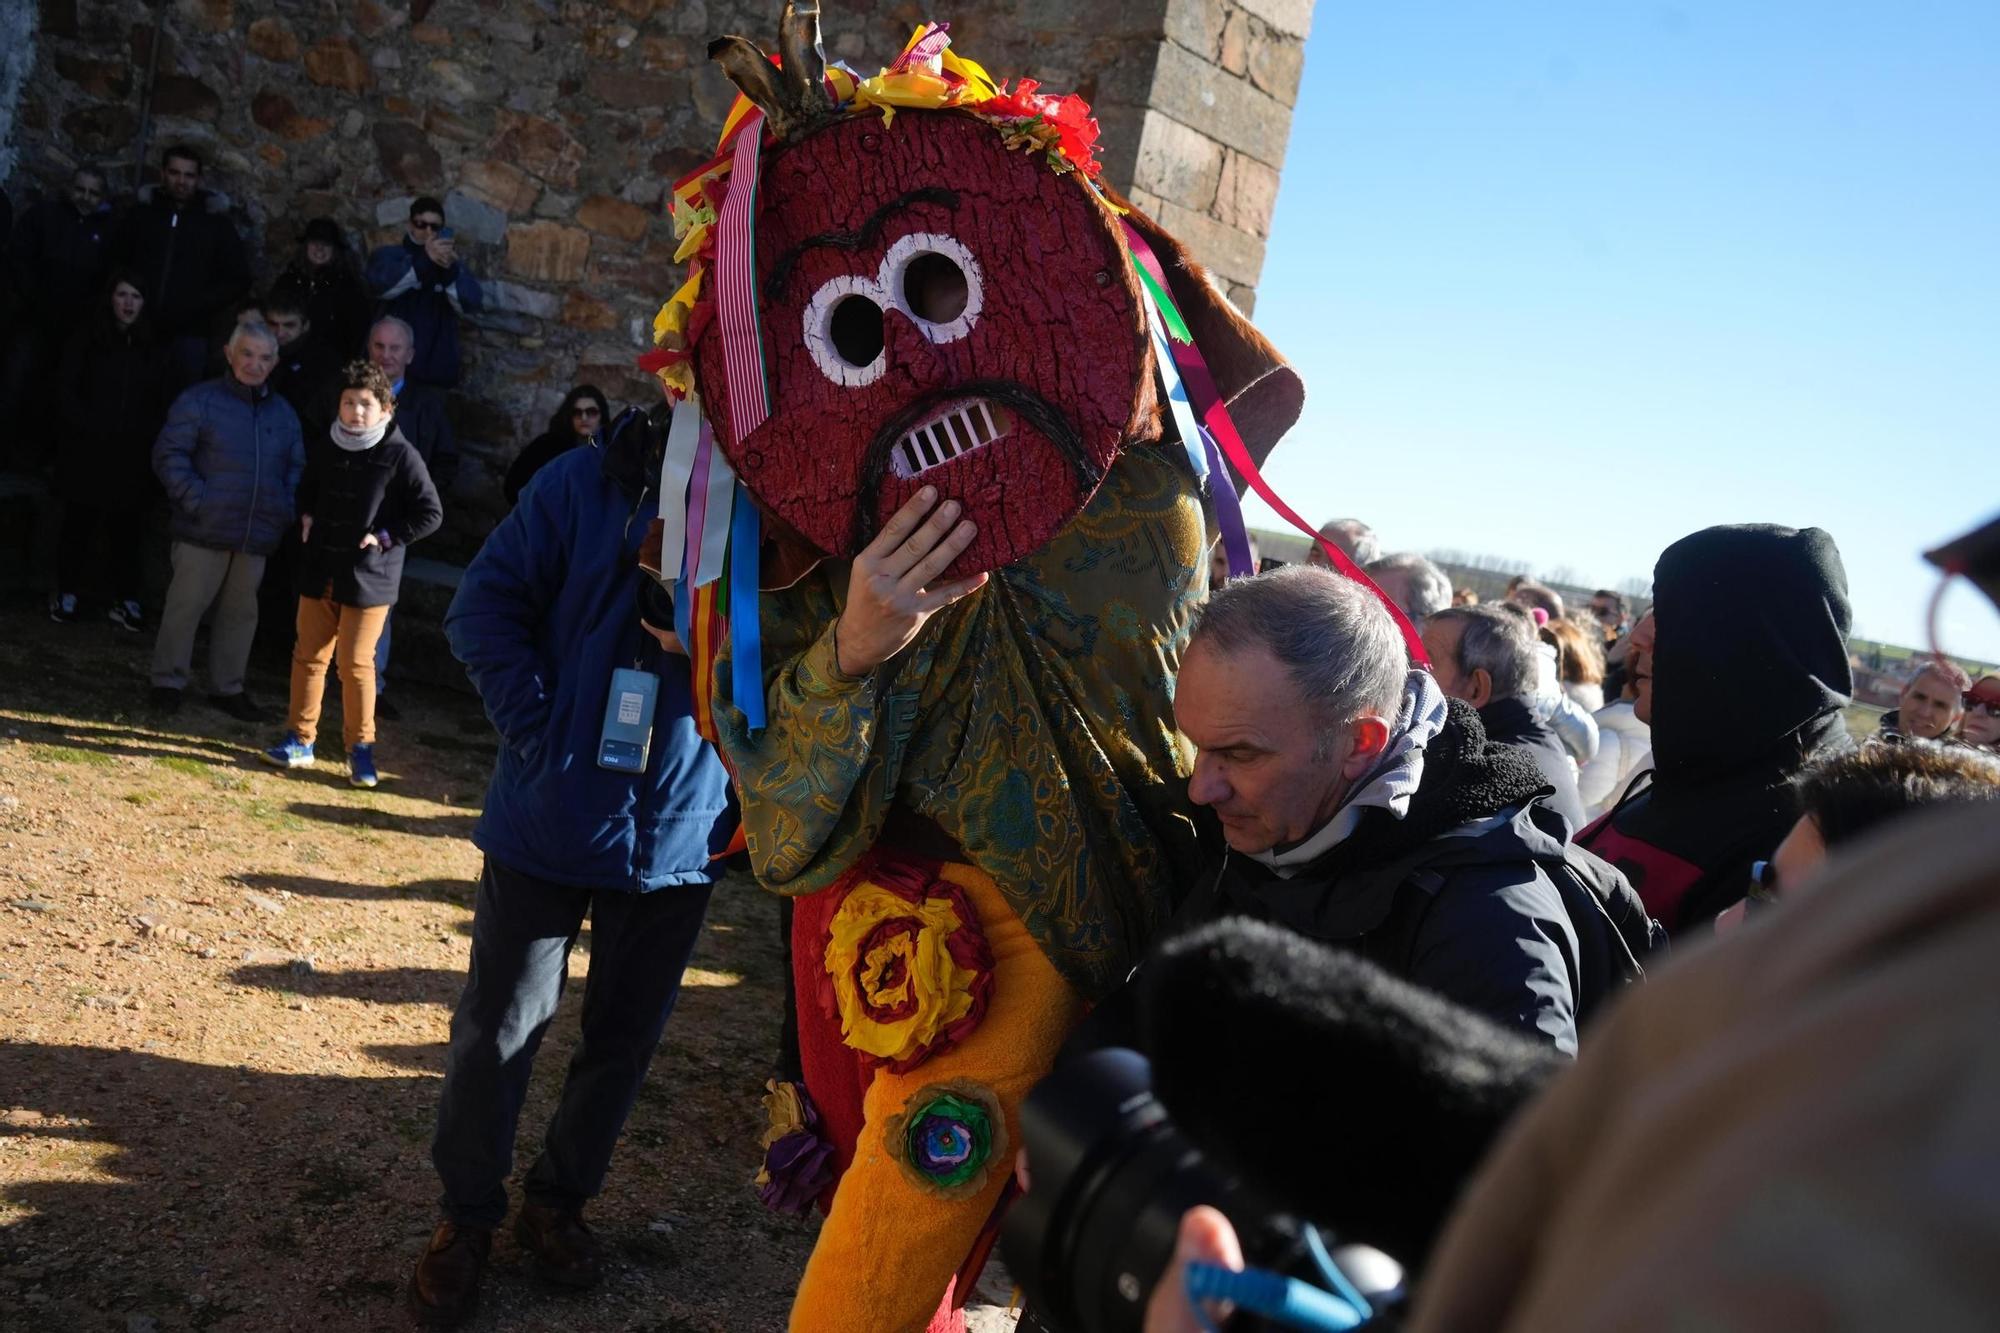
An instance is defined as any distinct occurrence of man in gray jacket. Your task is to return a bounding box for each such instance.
[149,322,305,717]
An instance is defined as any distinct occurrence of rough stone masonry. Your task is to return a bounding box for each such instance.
[6,0,1312,561]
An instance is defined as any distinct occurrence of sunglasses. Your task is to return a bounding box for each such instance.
[410,218,444,232]
[1965,695,2000,715]
[572,405,602,417]
[1748,859,1780,904]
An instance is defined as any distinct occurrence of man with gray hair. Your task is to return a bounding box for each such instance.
[337,316,459,717]
[1168,566,1590,1052]
[1422,603,1588,830]
[149,321,305,716]
[1305,516,1380,570]
[1366,551,1454,629]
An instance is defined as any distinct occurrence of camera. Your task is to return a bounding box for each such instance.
[1002,1049,1404,1333]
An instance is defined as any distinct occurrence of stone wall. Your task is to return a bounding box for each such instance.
[7,0,1312,562]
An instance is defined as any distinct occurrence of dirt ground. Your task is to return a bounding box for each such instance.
[0,604,1017,1332]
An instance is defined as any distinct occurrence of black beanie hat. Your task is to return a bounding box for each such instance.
[303,217,343,248]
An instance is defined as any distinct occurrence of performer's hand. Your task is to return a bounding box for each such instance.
[836,486,987,676]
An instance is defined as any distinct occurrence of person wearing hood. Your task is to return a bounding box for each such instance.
[109,145,251,390]
[48,270,170,631]
[1576,524,1854,933]
[502,384,610,507]
[271,217,372,361]
[1163,566,1634,1055]
[262,361,442,788]
[365,196,483,389]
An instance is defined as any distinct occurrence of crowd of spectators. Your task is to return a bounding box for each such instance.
[2,148,623,783]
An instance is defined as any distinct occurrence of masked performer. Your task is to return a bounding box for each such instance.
[638,8,1403,1329]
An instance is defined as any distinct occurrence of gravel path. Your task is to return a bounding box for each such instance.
[0,606,1018,1332]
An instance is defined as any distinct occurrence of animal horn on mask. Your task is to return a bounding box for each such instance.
[707,1,837,142]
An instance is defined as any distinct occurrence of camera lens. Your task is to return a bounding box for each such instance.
[1004,1050,1233,1333]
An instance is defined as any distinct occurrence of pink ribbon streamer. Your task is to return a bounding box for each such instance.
[1120,220,1430,668]
[718,114,772,443]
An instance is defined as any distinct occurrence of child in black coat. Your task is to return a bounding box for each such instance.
[263,361,442,787]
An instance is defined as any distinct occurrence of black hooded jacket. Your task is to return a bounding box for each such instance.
[1578,524,1853,931]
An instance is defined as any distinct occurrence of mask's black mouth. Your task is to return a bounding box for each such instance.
[851,379,1101,552]
[888,399,1015,479]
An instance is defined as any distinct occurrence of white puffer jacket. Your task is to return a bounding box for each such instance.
[1579,699,1654,820]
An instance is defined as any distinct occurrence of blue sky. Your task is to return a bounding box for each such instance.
[1246,1,2000,662]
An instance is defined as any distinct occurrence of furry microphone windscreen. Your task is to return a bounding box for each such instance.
[1134,916,1563,1270]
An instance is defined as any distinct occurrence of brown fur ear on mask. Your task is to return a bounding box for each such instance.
[1104,188,1305,474]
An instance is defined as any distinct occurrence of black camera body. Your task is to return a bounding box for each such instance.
[1002,1049,1403,1333]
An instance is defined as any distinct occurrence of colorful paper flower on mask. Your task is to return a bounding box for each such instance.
[823,863,994,1072]
[885,1079,1008,1198]
[753,1078,837,1215]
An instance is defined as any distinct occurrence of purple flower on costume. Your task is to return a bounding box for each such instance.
[753,1079,837,1216]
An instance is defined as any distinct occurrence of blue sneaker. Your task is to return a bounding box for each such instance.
[348,743,379,789]
[262,733,315,769]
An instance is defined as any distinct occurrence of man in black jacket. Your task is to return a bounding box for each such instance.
[1169,567,1593,1053]
[3,167,114,458]
[111,145,250,391]
[1421,603,1587,830]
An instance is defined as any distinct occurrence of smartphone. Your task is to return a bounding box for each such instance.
[436,226,455,242]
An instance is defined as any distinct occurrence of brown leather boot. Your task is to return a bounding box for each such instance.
[406,1221,491,1327]
[514,1199,605,1290]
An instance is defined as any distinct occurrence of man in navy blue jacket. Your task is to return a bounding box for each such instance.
[409,411,733,1327]
[365,196,482,389]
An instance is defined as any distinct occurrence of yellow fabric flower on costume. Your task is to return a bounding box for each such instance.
[823,868,994,1072]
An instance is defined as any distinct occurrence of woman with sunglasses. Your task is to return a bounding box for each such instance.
[1962,676,2000,751]
[502,384,612,507]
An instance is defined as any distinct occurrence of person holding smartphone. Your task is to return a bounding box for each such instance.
[365,196,482,389]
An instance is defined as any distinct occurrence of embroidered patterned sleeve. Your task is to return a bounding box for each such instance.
[713,570,908,893]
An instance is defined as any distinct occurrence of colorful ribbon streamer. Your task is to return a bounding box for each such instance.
[1119,220,1430,666]
[658,394,705,580]
[1199,427,1255,579]
[1137,275,1211,484]
[729,485,766,732]
[695,443,737,588]
[717,114,773,443]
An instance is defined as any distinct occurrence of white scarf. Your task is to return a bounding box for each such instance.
[1250,670,1450,878]
[330,419,389,453]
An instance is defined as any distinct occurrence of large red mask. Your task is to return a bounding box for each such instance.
[692,111,1152,576]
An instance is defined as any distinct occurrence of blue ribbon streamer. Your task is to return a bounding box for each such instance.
[728,483,765,732]
[1142,282,1210,482]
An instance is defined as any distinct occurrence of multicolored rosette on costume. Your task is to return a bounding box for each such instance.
[885,1079,1008,1200]
[822,859,994,1073]
[753,1078,837,1215]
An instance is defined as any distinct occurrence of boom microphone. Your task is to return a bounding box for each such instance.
[1134,917,1563,1268]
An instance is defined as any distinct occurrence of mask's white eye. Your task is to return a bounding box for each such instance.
[802,273,889,387]
[881,232,982,344]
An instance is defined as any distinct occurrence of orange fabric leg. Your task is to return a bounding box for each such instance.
[789,864,1081,1333]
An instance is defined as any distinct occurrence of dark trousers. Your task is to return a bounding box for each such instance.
[57,501,145,602]
[430,855,714,1229]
